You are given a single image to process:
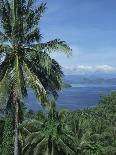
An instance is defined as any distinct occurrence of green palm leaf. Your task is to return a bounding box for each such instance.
[33,39,72,56]
[23,61,50,107]
[33,138,47,155]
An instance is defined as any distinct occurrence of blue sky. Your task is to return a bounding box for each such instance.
[39,0,116,74]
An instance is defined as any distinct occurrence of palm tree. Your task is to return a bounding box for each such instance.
[19,110,75,155]
[66,112,95,155]
[0,0,71,154]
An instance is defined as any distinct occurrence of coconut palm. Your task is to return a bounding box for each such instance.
[66,112,95,155]
[19,110,75,155]
[0,0,71,154]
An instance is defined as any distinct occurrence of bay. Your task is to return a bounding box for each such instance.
[25,84,116,111]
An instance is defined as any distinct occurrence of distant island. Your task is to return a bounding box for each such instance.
[64,75,116,85]
[63,83,72,88]
[77,78,116,85]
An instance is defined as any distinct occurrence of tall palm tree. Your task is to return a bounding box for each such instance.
[0,0,71,154]
[19,110,75,155]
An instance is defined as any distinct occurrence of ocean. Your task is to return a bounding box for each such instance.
[25,84,116,111]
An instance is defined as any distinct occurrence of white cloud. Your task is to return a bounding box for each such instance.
[63,65,116,75]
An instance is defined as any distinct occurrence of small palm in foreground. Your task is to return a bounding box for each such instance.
[67,112,95,155]
[20,111,75,155]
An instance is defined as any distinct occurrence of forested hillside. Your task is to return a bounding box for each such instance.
[0,92,115,155]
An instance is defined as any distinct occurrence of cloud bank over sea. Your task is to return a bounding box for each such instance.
[63,65,116,75]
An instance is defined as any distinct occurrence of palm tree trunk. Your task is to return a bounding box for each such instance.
[45,145,49,155]
[13,95,19,155]
[51,141,54,155]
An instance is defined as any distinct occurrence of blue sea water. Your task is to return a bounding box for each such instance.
[25,84,116,111]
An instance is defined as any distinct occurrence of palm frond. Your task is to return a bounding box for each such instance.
[25,50,63,98]
[25,132,44,144]
[0,68,11,108]
[27,0,35,10]
[0,31,10,43]
[33,39,72,56]
[23,61,50,107]
[25,3,46,33]
[21,119,43,131]
[0,0,12,38]
[18,61,27,97]
[57,138,75,155]
[0,44,12,54]
[0,54,9,81]
[25,28,41,44]
[33,138,47,155]
[19,125,31,135]
[22,143,35,155]
[11,55,22,98]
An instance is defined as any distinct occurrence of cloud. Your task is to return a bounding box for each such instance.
[63,65,116,75]
[50,45,116,69]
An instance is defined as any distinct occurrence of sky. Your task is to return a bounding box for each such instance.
[39,0,116,74]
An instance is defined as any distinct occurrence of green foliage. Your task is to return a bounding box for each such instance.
[68,92,116,155]
[0,0,72,109]
[19,92,116,155]
[0,1,115,155]
[19,110,75,155]
[1,114,14,155]
[0,1,71,154]
[0,90,115,155]
[0,119,4,145]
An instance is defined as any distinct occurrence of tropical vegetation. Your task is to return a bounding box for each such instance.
[0,92,116,155]
[0,0,115,155]
[0,0,71,154]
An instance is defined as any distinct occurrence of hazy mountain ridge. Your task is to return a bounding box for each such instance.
[64,74,116,85]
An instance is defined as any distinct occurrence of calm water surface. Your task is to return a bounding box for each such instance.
[25,84,116,111]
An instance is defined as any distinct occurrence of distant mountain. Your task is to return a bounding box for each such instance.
[64,74,116,85]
